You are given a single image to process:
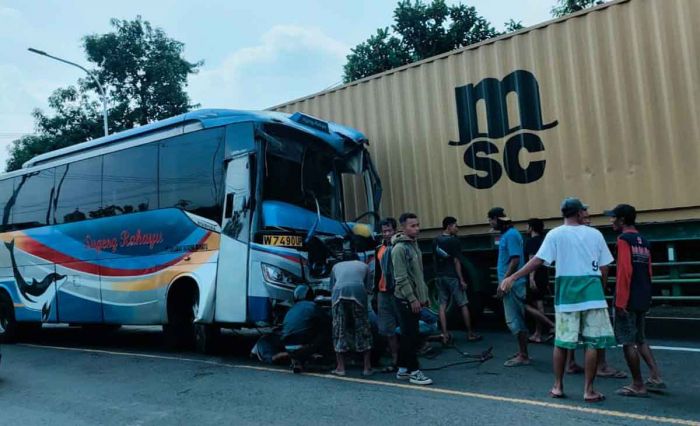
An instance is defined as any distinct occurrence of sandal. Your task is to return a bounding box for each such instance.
[549,390,566,399]
[467,334,483,342]
[381,365,397,373]
[330,369,346,377]
[597,369,627,379]
[504,357,531,367]
[584,393,606,403]
[645,378,667,391]
[616,386,649,398]
[362,369,374,377]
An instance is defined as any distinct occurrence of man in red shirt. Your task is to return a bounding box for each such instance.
[606,204,666,397]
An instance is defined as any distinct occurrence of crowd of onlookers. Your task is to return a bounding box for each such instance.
[272,197,666,402]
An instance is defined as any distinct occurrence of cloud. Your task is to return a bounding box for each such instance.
[189,25,349,110]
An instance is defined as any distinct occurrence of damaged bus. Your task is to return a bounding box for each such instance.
[0,109,381,352]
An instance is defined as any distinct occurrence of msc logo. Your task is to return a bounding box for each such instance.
[449,70,558,189]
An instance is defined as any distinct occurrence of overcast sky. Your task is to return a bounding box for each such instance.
[0,0,555,170]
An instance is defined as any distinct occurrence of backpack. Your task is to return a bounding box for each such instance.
[379,244,396,292]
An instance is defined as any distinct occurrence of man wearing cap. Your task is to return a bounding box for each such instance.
[606,204,665,396]
[488,207,530,367]
[500,198,616,402]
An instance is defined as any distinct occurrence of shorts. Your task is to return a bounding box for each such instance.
[377,291,400,336]
[436,276,468,307]
[614,309,647,345]
[332,300,373,353]
[503,281,527,335]
[555,308,616,350]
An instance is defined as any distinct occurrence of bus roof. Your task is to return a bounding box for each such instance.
[23,109,368,169]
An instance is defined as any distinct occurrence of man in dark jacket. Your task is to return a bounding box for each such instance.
[606,204,665,397]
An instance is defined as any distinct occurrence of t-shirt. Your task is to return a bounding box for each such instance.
[535,224,614,313]
[525,235,549,286]
[497,227,526,284]
[433,234,461,278]
[281,301,324,340]
[330,260,371,308]
[615,230,652,311]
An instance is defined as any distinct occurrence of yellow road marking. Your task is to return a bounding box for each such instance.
[19,343,699,426]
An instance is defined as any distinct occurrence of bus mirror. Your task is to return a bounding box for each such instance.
[225,193,234,218]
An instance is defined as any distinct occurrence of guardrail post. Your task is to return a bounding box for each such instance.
[667,243,682,297]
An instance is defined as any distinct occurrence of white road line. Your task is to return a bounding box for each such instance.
[650,346,700,353]
[18,343,700,426]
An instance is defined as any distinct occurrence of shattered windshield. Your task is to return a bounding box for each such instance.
[262,125,342,221]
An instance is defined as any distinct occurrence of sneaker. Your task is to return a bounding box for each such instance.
[396,369,410,380]
[409,370,433,386]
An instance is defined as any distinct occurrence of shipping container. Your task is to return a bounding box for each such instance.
[273,0,700,314]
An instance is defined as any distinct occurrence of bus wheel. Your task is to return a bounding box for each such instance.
[0,291,18,343]
[194,324,220,354]
[164,281,198,350]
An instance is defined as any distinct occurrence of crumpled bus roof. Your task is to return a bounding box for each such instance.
[23,109,368,168]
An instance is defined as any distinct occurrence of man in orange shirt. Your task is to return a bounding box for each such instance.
[374,217,400,371]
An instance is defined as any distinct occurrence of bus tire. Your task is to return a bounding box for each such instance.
[164,280,198,350]
[194,324,220,354]
[0,291,18,343]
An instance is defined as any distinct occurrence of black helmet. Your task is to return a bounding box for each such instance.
[293,284,312,302]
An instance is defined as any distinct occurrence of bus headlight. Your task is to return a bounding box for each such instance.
[261,263,303,288]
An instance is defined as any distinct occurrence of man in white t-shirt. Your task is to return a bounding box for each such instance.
[499,198,616,403]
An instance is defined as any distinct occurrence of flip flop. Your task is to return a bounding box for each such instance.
[549,390,566,399]
[566,365,584,375]
[381,365,397,373]
[645,379,667,391]
[467,334,483,342]
[330,369,346,377]
[362,369,374,377]
[598,370,627,379]
[584,394,606,403]
[504,357,531,367]
[616,386,649,398]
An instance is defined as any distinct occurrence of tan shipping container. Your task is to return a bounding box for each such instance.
[273,0,700,234]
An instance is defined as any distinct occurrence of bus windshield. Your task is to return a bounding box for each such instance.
[262,127,343,221]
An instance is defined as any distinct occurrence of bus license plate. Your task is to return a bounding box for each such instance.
[263,235,303,247]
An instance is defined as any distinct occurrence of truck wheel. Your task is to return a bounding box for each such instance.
[0,291,17,343]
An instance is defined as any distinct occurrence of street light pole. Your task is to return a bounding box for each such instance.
[28,47,109,137]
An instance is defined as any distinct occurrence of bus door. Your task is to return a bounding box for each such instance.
[214,154,251,323]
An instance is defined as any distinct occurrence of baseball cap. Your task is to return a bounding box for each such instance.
[560,197,588,215]
[604,204,636,222]
[487,207,511,222]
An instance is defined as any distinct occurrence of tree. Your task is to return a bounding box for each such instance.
[343,0,521,83]
[551,0,606,18]
[7,16,201,171]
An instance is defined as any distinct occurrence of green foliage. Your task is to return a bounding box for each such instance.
[7,16,201,172]
[551,0,606,18]
[343,0,519,83]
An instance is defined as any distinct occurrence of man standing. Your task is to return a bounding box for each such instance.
[501,198,616,402]
[606,204,665,396]
[488,207,530,367]
[392,213,432,385]
[524,218,554,343]
[374,217,400,371]
[433,216,481,344]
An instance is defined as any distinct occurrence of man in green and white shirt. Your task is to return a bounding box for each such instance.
[499,197,615,403]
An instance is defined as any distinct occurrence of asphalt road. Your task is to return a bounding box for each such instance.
[1,325,699,426]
